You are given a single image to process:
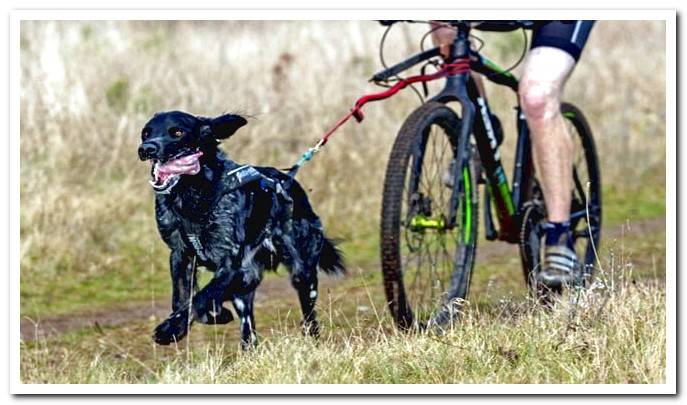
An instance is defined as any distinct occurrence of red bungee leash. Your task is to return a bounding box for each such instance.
[287,59,470,177]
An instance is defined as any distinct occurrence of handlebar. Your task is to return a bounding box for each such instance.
[377,20,535,31]
[470,20,535,31]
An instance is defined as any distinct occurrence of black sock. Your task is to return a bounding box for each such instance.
[543,220,573,249]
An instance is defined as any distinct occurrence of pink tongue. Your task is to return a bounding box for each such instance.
[155,151,203,184]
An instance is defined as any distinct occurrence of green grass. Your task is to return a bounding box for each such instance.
[604,172,666,225]
[20,179,665,320]
[20,218,666,384]
[20,218,170,318]
[21,269,666,384]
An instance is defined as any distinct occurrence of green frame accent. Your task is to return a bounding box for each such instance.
[498,181,515,216]
[462,166,472,244]
[480,56,517,80]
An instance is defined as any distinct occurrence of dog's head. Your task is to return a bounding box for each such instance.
[138,111,247,193]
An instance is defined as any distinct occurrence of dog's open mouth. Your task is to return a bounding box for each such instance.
[149,151,204,192]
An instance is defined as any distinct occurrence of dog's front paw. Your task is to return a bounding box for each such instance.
[153,311,189,345]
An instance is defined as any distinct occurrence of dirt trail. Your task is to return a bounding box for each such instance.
[20,218,664,342]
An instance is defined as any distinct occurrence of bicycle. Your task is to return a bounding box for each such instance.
[375,21,602,330]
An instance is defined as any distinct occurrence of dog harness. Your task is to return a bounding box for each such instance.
[223,165,290,199]
[183,164,294,263]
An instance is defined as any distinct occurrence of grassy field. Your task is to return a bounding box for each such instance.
[19,20,667,385]
[20,231,666,384]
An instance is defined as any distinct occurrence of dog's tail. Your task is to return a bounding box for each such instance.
[318,237,346,275]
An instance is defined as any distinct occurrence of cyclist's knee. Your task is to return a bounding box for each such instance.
[519,79,561,122]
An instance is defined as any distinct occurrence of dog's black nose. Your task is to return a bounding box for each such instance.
[138,142,159,160]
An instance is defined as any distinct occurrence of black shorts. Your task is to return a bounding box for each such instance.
[531,21,595,62]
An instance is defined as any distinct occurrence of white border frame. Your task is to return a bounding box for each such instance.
[9,9,676,395]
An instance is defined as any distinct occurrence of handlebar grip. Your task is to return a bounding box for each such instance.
[377,20,415,26]
[473,20,535,31]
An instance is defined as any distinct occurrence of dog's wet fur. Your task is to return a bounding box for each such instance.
[138,111,345,348]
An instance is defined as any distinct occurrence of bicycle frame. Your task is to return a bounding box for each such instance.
[373,22,534,243]
[437,53,533,242]
[435,50,533,243]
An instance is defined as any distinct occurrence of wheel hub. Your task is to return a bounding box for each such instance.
[409,215,447,232]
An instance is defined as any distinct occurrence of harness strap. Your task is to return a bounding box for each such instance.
[223,165,264,190]
[185,233,208,262]
[223,164,292,204]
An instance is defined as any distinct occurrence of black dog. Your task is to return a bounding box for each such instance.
[138,111,345,348]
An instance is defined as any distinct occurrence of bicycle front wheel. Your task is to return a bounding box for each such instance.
[380,102,478,330]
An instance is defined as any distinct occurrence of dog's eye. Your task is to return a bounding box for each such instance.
[169,128,184,137]
[141,128,151,140]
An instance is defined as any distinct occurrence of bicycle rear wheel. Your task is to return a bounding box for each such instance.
[381,102,478,330]
[519,102,602,295]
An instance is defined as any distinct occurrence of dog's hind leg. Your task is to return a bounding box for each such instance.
[291,264,320,338]
[232,291,257,350]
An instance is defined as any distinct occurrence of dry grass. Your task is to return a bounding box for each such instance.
[21,260,665,384]
[19,20,666,254]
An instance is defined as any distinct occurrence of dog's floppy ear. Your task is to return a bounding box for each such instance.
[207,114,247,140]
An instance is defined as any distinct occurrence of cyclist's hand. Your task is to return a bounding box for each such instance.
[430,21,456,59]
[378,20,398,26]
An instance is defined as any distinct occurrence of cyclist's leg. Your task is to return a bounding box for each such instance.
[521,21,594,225]
[520,46,576,224]
[519,21,595,288]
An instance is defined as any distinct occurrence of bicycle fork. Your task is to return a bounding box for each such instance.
[431,72,476,233]
[430,30,477,236]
